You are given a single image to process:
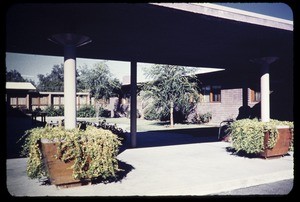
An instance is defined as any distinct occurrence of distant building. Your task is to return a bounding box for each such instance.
[6,82,37,112]
[117,65,292,124]
[6,59,293,124]
[5,82,91,112]
[195,67,293,123]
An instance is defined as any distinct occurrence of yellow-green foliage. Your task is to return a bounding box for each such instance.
[229,119,293,154]
[20,125,122,180]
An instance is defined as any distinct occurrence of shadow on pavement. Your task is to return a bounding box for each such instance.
[7,105,220,158]
[90,159,135,185]
[120,127,220,151]
[225,146,293,159]
[6,106,45,159]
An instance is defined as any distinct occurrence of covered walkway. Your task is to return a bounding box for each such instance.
[6,3,293,147]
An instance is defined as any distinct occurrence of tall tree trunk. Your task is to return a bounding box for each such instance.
[170,101,174,128]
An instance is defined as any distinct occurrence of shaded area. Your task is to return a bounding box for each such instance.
[6,105,46,159]
[6,102,221,158]
[91,159,135,185]
[6,4,292,72]
[22,159,135,187]
[225,146,292,159]
[225,147,261,159]
[121,127,220,149]
[236,103,260,120]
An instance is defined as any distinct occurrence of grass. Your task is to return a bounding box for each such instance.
[45,116,218,133]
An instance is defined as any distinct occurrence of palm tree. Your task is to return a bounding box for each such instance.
[142,64,200,127]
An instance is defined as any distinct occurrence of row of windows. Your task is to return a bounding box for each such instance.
[201,85,221,103]
[8,87,261,106]
[199,86,261,103]
[9,95,91,107]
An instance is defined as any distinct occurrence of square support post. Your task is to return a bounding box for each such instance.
[251,57,278,122]
[130,61,137,148]
[260,63,270,122]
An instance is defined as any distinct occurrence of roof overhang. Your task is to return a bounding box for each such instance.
[154,3,293,31]
[6,3,293,73]
[6,82,36,91]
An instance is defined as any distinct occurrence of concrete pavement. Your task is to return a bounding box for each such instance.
[6,131,294,197]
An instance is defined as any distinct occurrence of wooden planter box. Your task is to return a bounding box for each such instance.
[39,139,90,188]
[259,126,293,159]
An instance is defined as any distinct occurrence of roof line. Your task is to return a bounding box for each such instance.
[151,3,293,31]
[6,82,36,90]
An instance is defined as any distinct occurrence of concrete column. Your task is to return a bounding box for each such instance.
[251,57,278,122]
[260,63,270,122]
[64,45,77,129]
[48,33,91,129]
[130,61,137,148]
[87,93,90,105]
[26,94,30,110]
[6,94,11,107]
[48,93,52,106]
[242,86,248,107]
[28,94,32,112]
[77,94,80,110]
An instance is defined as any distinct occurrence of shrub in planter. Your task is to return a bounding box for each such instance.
[19,124,122,185]
[229,118,294,157]
[96,120,127,144]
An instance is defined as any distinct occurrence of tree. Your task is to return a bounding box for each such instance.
[37,64,64,92]
[78,61,121,118]
[6,69,26,82]
[37,64,86,92]
[6,69,36,86]
[142,64,200,127]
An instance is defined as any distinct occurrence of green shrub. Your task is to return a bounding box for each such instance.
[97,120,127,143]
[191,112,212,124]
[77,105,96,117]
[229,119,294,154]
[19,125,122,180]
[43,105,64,116]
[99,108,111,118]
[143,108,160,120]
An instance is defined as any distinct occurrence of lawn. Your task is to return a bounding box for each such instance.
[45,116,218,133]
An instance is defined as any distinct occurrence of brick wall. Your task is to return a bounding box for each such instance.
[196,88,260,124]
[196,88,243,124]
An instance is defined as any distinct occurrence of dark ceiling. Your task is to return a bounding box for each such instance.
[6,3,293,73]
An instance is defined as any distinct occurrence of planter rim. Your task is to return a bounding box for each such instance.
[276,125,291,129]
[40,138,65,143]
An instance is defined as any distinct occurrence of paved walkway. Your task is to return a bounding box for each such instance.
[6,131,294,197]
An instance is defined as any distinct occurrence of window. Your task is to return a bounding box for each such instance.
[211,85,221,102]
[201,85,221,103]
[202,86,211,102]
[250,89,261,102]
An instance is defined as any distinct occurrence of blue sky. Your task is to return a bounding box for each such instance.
[215,2,293,20]
[5,3,293,84]
[5,53,133,83]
